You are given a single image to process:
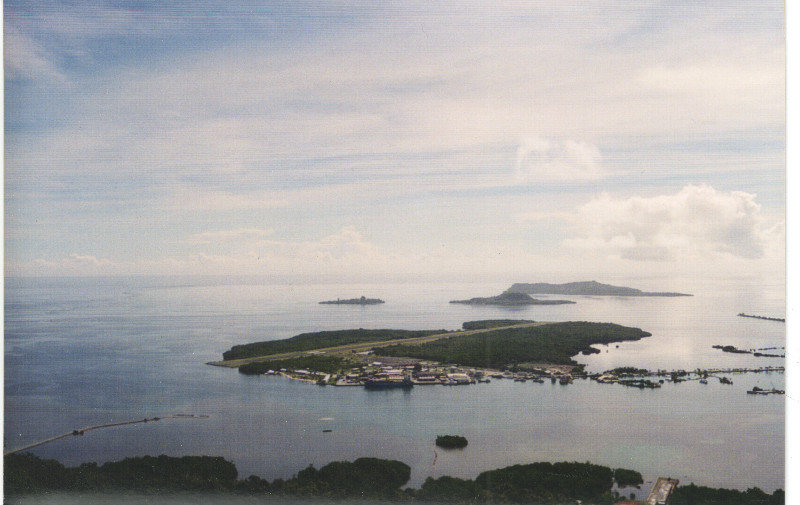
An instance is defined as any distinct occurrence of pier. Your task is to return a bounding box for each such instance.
[4,414,209,456]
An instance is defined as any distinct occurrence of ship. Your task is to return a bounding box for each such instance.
[364,374,414,389]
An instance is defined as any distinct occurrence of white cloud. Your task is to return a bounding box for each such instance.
[182,228,274,245]
[515,136,603,182]
[564,185,782,263]
[3,2,785,281]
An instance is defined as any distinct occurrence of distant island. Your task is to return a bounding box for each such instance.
[505,280,691,297]
[320,296,385,305]
[450,292,575,306]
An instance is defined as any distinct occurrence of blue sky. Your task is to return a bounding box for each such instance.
[4,1,785,283]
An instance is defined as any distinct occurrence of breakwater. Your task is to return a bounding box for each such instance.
[738,313,785,322]
[4,414,209,456]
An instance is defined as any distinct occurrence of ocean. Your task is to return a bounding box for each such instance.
[3,275,785,493]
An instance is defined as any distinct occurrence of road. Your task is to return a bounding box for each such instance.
[207,322,547,368]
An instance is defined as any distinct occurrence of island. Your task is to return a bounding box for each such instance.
[5,452,784,505]
[504,280,691,297]
[436,435,468,449]
[212,320,652,387]
[320,296,385,305]
[378,321,651,369]
[449,292,575,306]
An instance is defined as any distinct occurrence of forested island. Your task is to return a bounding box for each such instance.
[5,453,784,505]
[505,281,691,297]
[320,296,385,305]
[436,435,468,449]
[379,322,651,369]
[221,328,447,361]
[214,320,652,384]
[450,292,575,306]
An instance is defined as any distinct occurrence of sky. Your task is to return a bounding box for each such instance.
[3,1,786,285]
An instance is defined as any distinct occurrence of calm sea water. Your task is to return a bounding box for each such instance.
[4,276,785,493]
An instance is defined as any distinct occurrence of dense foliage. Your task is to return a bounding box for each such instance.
[613,468,643,487]
[238,355,346,375]
[6,454,408,500]
[4,453,238,494]
[380,322,651,368]
[435,435,468,449]
[223,328,446,360]
[608,367,650,376]
[6,454,783,504]
[450,292,574,306]
[474,462,614,502]
[287,458,411,498]
[462,320,535,330]
[670,483,785,505]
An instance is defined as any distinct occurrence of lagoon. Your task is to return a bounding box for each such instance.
[3,275,785,492]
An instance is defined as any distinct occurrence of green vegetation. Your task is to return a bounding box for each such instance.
[380,322,651,368]
[613,468,644,487]
[450,292,575,306]
[462,319,534,330]
[472,462,615,503]
[435,435,468,449]
[4,453,238,494]
[238,355,347,375]
[257,458,412,499]
[222,328,447,360]
[608,367,650,376]
[5,453,783,504]
[670,483,784,505]
[618,379,661,389]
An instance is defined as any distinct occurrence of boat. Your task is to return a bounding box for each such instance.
[364,378,414,389]
[699,379,708,384]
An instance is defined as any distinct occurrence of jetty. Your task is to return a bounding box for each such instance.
[4,414,209,456]
[738,313,785,322]
[747,386,785,395]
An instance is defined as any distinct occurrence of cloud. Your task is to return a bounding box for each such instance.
[3,2,785,281]
[17,254,119,276]
[564,184,779,262]
[3,24,66,83]
[515,136,603,182]
[182,228,274,245]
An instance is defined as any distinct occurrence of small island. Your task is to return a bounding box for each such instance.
[505,280,691,297]
[436,435,468,449]
[320,296,385,305]
[450,292,575,306]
